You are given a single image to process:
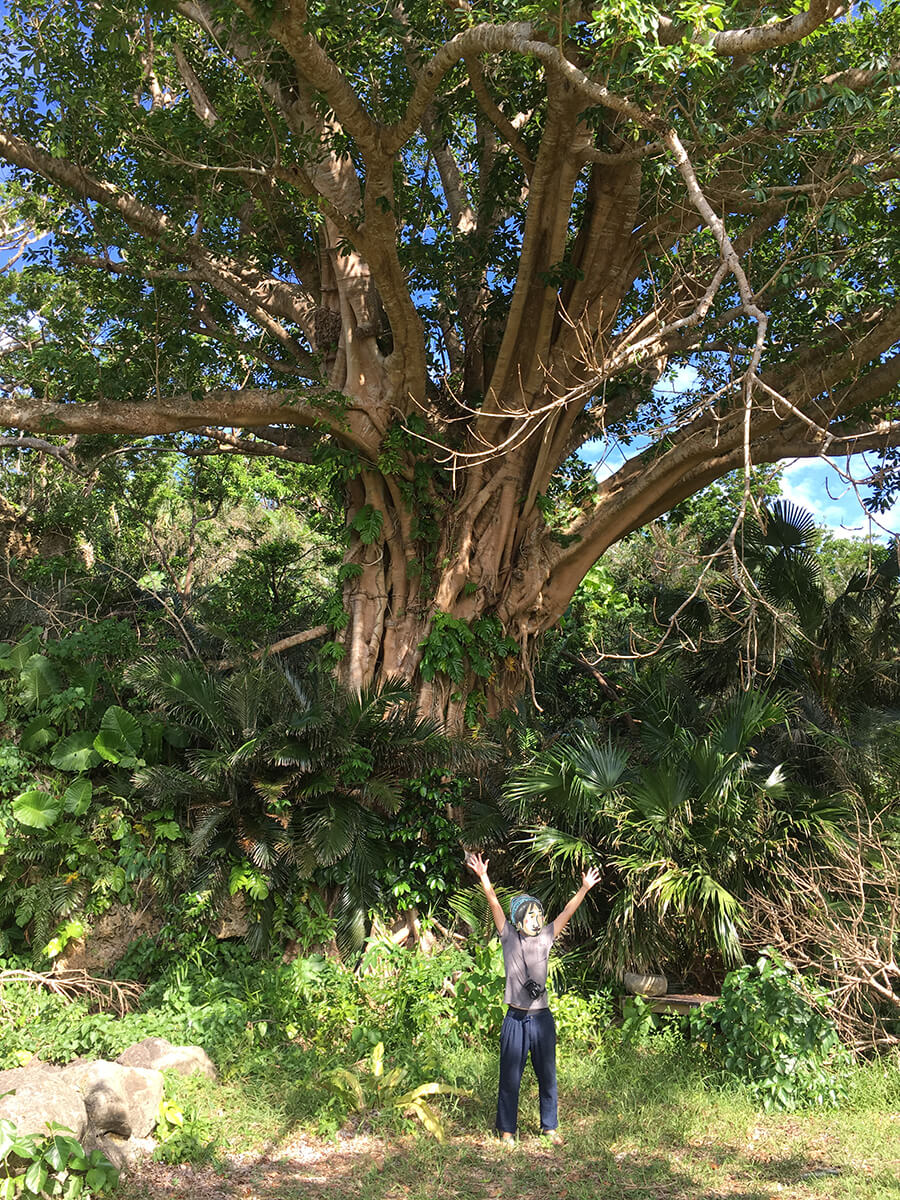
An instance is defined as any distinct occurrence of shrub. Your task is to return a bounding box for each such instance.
[551,987,615,1050]
[691,950,853,1111]
[0,1122,118,1199]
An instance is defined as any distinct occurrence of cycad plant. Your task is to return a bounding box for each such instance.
[506,686,845,975]
[129,657,473,953]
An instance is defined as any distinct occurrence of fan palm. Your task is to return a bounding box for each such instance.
[507,685,845,974]
[129,657,479,953]
[691,503,900,718]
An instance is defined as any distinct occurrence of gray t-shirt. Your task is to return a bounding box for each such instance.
[500,919,555,1010]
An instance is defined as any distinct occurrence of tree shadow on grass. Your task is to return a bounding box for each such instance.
[119,1043,879,1200]
[117,1129,862,1200]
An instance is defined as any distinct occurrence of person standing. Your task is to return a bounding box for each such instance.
[465,851,601,1145]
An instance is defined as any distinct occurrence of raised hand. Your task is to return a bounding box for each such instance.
[465,851,489,880]
[582,866,601,891]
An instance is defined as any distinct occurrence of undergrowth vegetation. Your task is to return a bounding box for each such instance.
[3,932,900,1200]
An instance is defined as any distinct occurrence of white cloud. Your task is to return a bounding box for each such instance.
[777,459,900,541]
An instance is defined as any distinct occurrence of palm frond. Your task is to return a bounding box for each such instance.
[125,656,226,736]
[447,882,516,936]
[520,826,598,873]
[628,767,693,826]
[707,689,787,754]
[302,800,360,867]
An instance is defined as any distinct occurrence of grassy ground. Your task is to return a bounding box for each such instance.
[118,1041,900,1200]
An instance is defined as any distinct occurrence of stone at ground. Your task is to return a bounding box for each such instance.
[63,1059,164,1139]
[117,1037,217,1080]
[0,1043,214,1179]
[92,1131,157,1171]
[0,1066,87,1139]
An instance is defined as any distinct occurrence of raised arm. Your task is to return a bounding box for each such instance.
[465,852,506,935]
[552,867,601,938]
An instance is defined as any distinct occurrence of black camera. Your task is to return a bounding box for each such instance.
[523,978,546,1000]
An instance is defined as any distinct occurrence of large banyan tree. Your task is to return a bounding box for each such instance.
[0,0,898,721]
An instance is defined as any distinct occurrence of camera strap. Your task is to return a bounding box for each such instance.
[515,931,544,997]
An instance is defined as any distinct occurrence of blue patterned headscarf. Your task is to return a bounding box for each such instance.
[509,894,545,934]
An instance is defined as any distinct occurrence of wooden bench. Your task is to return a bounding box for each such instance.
[621,992,719,1015]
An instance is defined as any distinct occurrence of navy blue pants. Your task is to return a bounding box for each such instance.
[496,1006,558,1134]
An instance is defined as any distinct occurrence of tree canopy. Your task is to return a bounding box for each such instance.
[0,0,898,718]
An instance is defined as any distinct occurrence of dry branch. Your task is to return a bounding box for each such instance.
[0,969,144,1019]
[745,820,900,1053]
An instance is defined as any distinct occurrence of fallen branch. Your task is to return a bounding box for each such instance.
[218,624,330,669]
[251,624,330,658]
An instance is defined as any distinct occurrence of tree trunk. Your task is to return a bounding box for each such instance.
[332,446,591,726]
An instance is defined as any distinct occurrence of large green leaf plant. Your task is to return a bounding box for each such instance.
[129,657,483,953]
[0,623,187,963]
[506,687,845,974]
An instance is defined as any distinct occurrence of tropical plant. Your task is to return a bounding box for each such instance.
[684,502,900,717]
[690,951,852,1111]
[322,1041,464,1141]
[506,686,845,973]
[129,656,484,952]
[1,0,898,725]
[0,1120,119,1199]
[0,625,187,962]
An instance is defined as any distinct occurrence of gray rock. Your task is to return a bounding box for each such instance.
[63,1060,163,1139]
[117,1037,217,1080]
[87,1130,156,1171]
[0,1067,87,1139]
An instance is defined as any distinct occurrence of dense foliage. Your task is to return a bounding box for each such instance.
[0,0,897,720]
[691,951,853,1111]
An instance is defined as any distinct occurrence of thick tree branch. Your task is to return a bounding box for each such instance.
[0,388,377,455]
[253,0,381,157]
[0,126,324,362]
[250,625,330,659]
[464,56,534,180]
[657,0,846,55]
[188,426,317,463]
[0,435,78,468]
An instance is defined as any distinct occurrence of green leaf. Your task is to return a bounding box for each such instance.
[62,778,92,816]
[50,732,101,772]
[95,705,142,761]
[0,1122,15,1161]
[19,654,62,705]
[324,1068,366,1111]
[24,1158,48,1194]
[0,633,41,672]
[20,716,57,752]
[85,1165,115,1191]
[62,1176,84,1199]
[45,1134,71,1172]
[350,504,384,545]
[12,789,61,829]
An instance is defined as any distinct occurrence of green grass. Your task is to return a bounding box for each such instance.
[119,1042,900,1200]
